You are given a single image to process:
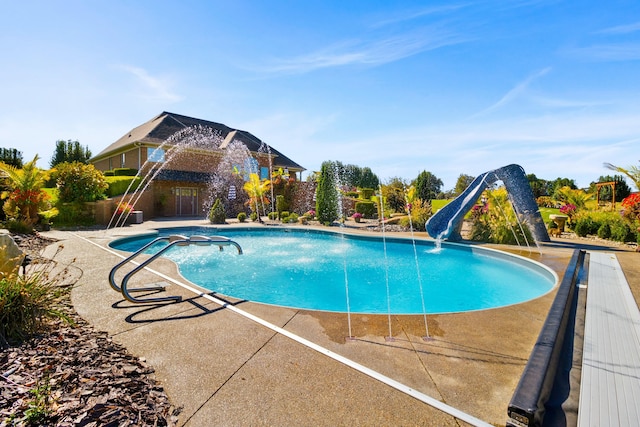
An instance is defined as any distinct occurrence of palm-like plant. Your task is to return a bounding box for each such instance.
[243,173,271,220]
[604,162,640,191]
[556,186,593,209]
[0,155,50,225]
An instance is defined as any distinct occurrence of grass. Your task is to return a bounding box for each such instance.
[539,207,561,224]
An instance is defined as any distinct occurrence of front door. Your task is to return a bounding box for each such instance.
[175,187,198,216]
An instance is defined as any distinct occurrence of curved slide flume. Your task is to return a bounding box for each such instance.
[426,164,550,242]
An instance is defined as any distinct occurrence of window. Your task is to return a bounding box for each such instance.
[148,147,165,163]
[260,166,269,180]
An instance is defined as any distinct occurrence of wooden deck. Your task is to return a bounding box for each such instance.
[578,252,640,426]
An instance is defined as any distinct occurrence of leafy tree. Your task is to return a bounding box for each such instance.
[604,161,640,191]
[589,175,631,203]
[526,173,548,198]
[454,174,475,196]
[412,171,443,201]
[54,162,108,203]
[0,148,23,168]
[329,161,380,189]
[0,155,50,226]
[50,140,92,167]
[358,167,379,189]
[382,177,409,213]
[315,161,338,224]
[549,177,577,200]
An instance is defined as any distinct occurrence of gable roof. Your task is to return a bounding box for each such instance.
[91,112,305,171]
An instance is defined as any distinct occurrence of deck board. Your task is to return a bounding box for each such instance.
[578,252,640,426]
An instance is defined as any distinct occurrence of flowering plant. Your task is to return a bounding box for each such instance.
[352,212,363,219]
[306,210,316,217]
[621,193,640,223]
[116,202,134,215]
[560,204,577,215]
[621,193,640,209]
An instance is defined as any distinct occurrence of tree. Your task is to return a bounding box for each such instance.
[604,161,640,191]
[382,177,407,213]
[358,167,379,189]
[0,155,50,226]
[50,140,92,167]
[315,161,339,224]
[0,148,23,168]
[412,171,443,201]
[330,161,380,189]
[549,177,577,200]
[454,174,475,196]
[526,173,548,198]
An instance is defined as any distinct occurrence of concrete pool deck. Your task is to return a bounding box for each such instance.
[41,218,640,426]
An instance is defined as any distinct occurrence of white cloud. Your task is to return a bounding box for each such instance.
[259,27,468,74]
[116,65,182,102]
[471,67,551,117]
[566,43,640,61]
[596,21,640,35]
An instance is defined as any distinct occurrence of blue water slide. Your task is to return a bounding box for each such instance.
[426,164,550,242]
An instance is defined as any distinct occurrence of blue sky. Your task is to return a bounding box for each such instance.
[1,1,639,190]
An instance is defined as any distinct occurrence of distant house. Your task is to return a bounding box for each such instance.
[90,111,305,219]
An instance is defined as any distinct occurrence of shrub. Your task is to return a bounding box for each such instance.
[399,199,432,231]
[250,212,258,222]
[105,176,142,197]
[355,201,376,218]
[0,248,72,347]
[360,188,375,199]
[597,223,611,239]
[268,212,278,220]
[276,195,287,215]
[237,212,247,222]
[283,213,299,223]
[55,162,108,203]
[280,211,290,219]
[112,168,138,176]
[468,188,533,245]
[537,196,553,208]
[208,198,226,224]
[54,202,97,227]
[573,215,599,237]
[610,221,634,242]
[4,220,34,234]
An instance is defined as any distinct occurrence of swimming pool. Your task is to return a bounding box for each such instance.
[109,226,557,314]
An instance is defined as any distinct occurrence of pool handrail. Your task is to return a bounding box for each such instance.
[108,234,242,304]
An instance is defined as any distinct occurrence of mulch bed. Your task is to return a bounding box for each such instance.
[1,233,181,426]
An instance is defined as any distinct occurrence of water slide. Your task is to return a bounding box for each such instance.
[426,164,550,242]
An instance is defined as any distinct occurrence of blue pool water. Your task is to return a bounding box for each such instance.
[110,227,557,314]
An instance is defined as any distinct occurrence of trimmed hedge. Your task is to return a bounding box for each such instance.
[355,201,376,218]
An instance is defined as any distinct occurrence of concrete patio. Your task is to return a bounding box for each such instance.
[41,219,640,426]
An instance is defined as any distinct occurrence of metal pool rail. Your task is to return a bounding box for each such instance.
[108,234,243,304]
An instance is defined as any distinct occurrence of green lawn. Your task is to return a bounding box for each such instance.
[539,207,560,224]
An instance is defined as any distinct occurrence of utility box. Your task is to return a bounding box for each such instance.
[128,210,144,224]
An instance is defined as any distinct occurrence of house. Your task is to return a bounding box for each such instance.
[90,111,305,220]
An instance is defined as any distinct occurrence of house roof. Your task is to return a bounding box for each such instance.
[91,112,305,171]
